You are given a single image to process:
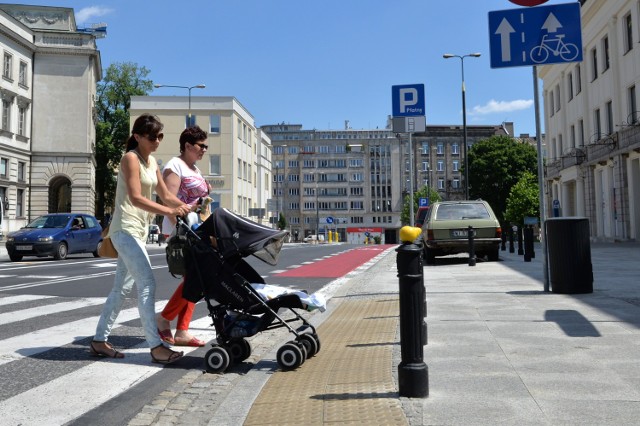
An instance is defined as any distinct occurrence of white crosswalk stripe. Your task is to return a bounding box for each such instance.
[0,294,217,424]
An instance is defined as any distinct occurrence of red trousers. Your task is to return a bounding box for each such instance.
[161,281,195,331]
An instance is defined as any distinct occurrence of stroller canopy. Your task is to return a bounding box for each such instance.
[197,208,288,265]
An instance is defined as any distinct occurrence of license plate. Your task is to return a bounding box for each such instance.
[16,245,33,251]
[451,230,468,238]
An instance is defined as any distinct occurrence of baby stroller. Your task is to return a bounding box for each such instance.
[179,208,321,373]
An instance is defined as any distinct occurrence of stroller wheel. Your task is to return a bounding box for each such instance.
[205,345,230,374]
[312,333,321,354]
[277,342,304,371]
[226,338,252,363]
[297,334,319,358]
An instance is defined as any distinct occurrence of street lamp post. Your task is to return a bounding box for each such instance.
[443,53,480,200]
[153,83,206,126]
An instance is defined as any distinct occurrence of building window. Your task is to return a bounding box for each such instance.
[1,100,9,131]
[452,178,460,189]
[570,125,576,149]
[452,160,459,172]
[437,178,445,190]
[549,92,555,116]
[591,47,598,81]
[451,143,459,154]
[602,35,610,71]
[436,142,444,155]
[629,85,637,124]
[350,201,363,209]
[16,189,24,217]
[578,119,584,146]
[606,101,613,135]
[437,160,444,172]
[575,64,582,94]
[209,114,220,133]
[18,106,26,136]
[18,61,27,86]
[624,13,633,53]
[594,108,601,140]
[422,161,429,172]
[554,85,560,112]
[3,53,12,80]
[185,114,196,128]
[421,142,429,155]
[0,157,7,178]
[18,161,25,182]
[568,72,573,101]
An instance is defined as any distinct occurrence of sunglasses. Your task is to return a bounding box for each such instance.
[145,133,164,141]
[192,142,209,150]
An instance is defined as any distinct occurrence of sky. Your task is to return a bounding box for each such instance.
[29,0,572,135]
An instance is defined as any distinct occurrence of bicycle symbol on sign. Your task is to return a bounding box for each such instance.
[530,34,580,63]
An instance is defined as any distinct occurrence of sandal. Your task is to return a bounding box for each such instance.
[90,341,125,359]
[174,336,206,347]
[150,345,183,365]
[158,328,175,345]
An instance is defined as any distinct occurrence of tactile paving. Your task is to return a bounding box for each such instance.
[244,297,407,425]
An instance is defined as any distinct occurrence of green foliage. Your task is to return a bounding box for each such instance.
[504,171,539,225]
[400,186,442,225]
[467,135,538,225]
[95,62,153,218]
[277,212,288,230]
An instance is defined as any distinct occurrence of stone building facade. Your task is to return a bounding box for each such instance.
[0,4,102,237]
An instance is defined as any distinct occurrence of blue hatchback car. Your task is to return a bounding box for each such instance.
[5,213,103,262]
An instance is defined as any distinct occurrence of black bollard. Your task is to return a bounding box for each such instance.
[468,225,476,266]
[501,230,506,251]
[509,226,515,253]
[517,226,524,255]
[523,226,532,262]
[396,241,429,398]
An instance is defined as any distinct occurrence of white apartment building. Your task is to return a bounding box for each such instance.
[264,121,510,244]
[129,96,272,232]
[0,4,101,237]
[541,0,640,241]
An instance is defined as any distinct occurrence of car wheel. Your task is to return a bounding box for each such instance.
[9,253,23,262]
[423,246,436,265]
[54,242,68,260]
[93,241,102,258]
[488,247,500,262]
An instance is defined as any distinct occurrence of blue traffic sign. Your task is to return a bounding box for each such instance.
[419,197,429,207]
[392,84,425,117]
[326,216,334,224]
[488,2,582,68]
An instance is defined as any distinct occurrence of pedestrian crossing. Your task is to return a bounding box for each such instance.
[0,293,216,425]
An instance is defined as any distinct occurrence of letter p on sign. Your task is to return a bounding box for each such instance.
[400,88,418,113]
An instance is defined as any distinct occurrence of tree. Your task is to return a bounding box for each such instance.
[504,171,539,226]
[277,212,287,231]
[95,62,153,218]
[400,185,442,225]
[467,135,537,225]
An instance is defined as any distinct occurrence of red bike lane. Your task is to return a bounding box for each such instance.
[275,245,397,278]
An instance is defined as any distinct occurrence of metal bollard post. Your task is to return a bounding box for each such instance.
[509,226,515,253]
[396,226,428,398]
[523,225,532,262]
[524,225,534,262]
[517,226,524,255]
[501,230,506,251]
[468,225,476,266]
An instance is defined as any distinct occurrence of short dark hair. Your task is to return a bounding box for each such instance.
[179,125,208,152]
[126,114,164,152]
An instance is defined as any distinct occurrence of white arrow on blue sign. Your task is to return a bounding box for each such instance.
[488,2,582,68]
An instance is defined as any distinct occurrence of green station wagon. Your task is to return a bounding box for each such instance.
[421,200,502,264]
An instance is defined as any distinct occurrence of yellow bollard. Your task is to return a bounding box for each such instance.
[400,226,422,243]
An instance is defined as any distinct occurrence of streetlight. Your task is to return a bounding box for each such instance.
[153,83,206,126]
[443,53,480,200]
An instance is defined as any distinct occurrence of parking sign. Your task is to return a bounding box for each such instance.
[392,84,425,117]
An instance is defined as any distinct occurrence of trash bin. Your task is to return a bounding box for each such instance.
[545,217,593,294]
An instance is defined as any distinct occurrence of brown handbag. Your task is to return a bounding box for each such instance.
[98,225,118,258]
